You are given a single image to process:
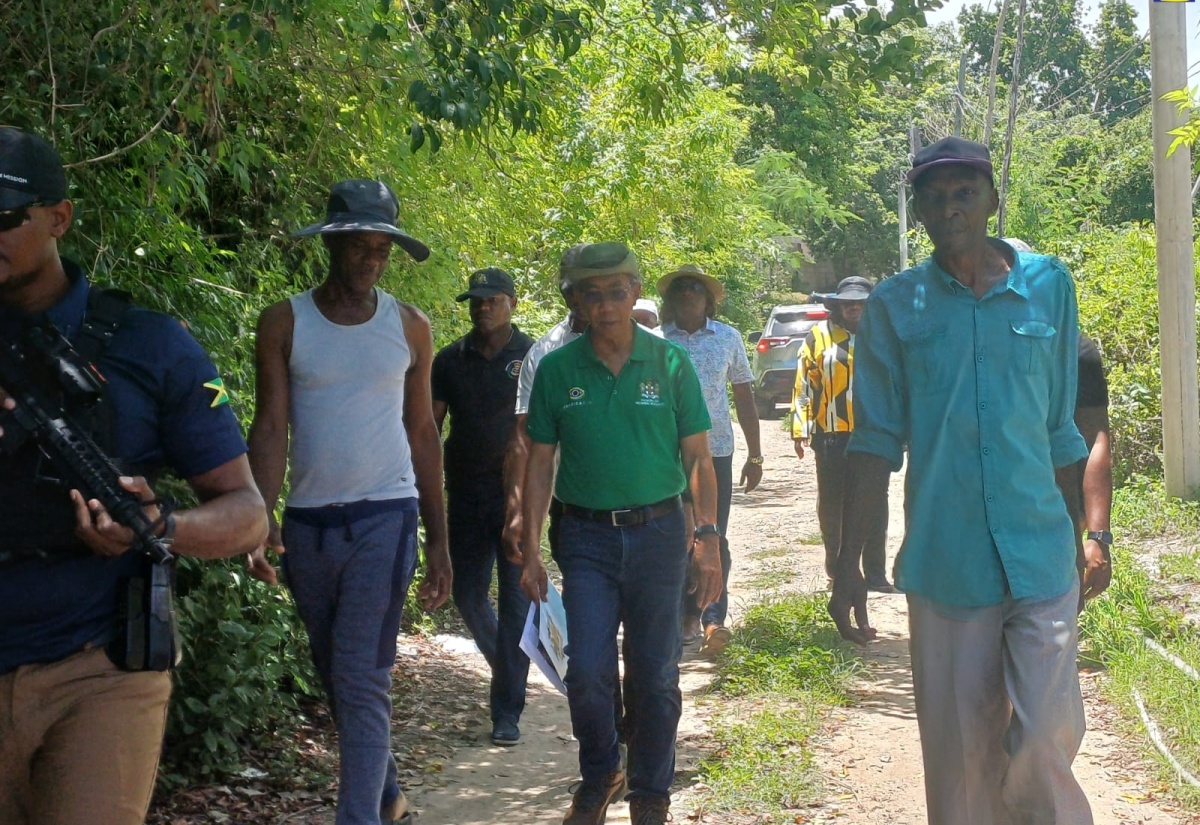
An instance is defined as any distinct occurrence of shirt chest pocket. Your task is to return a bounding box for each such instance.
[1008,319,1056,375]
[896,322,952,394]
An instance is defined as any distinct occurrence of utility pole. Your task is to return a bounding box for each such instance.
[1149,0,1200,499]
[996,0,1027,236]
[954,51,968,137]
[899,125,922,272]
[983,0,1011,147]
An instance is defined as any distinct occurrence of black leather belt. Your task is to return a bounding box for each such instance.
[560,496,681,527]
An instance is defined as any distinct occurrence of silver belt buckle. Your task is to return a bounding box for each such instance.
[610,508,634,527]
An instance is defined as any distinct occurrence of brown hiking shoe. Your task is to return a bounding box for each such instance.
[701,623,732,655]
[629,795,672,825]
[563,770,625,825]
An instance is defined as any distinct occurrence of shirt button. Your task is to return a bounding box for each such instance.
[977,355,984,363]
[979,402,987,410]
[982,447,990,455]
[987,495,995,502]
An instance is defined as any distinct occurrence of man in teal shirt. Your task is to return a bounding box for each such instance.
[521,242,722,825]
[831,138,1093,825]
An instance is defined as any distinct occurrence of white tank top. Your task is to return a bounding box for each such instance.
[286,288,417,507]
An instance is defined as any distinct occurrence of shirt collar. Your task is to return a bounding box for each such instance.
[924,243,1030,301]
[662,318,716,336]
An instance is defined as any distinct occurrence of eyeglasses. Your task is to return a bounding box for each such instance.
[0,202,53,233]
[581,287,631,306]
[669,279,706,295]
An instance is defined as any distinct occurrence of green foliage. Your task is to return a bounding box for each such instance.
[713,594,860,697]
[1060,225,1179,483]
[1078,479,1200,808]
[699,593,859,814]
[700,706,825,811]
[165,558,320,779]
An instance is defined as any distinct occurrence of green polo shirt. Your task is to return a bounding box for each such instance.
[526,324,711,510]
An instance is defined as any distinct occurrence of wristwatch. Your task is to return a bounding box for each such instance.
[747,455,765,466]
[1085,530,1113,548]
[694,524,721,541]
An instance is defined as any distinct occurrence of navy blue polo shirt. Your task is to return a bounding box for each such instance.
[432,326,533,499]
[0,261,248,674]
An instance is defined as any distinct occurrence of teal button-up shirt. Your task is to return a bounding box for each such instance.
[848,243,1089,608]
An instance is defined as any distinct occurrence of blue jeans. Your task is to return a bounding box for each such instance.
[558,506,688,800]
[447,493,530,726]
[282,499,419,825]
[701,454,734,627]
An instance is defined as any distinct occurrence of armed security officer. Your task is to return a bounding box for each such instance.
[520,242,722,825]
[0,128,267,825]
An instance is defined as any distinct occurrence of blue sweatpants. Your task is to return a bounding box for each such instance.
[282,499,419,825]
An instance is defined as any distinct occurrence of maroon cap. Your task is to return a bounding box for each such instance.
[907,137,993,184]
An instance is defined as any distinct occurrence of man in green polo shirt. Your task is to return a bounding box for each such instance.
[521,242,722,825]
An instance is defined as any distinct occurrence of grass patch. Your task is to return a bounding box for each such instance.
[1079,478,1200,809]
[696,594,860,815]
[746,566,794,591]
[699,704,825,810]
[796,531,824,546]
[1159,549,1200,585]
[749,546,793,560]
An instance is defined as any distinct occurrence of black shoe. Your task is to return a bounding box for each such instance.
[491,720,521,746]
[866,578,897,594]
[563,771,626,825]
[629,795,672,825]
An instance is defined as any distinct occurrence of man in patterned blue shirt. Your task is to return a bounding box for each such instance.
[831,138,1093,825]
[658,264,762,653]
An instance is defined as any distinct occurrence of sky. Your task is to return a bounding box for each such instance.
[924,0,1200,81]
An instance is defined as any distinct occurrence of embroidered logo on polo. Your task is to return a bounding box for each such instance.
[203,377,230,408]
[506,359,522,379]
[568,387,585,400]
[636,379,664,406]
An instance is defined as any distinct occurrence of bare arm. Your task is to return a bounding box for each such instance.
[72,456,268,560]
[401,304,451,610]
[519,439,557,602]
[681,430,722,609]
[501,413,530,563]
[1075,405,1113,603]
[246,301,293,534]
[731,381,763,492]
[432,399,448,435]
[829,452,891,644]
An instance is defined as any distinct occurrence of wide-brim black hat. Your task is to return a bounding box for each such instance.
[293,179,430,262]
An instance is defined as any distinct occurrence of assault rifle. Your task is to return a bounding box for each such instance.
[0,320,174,564]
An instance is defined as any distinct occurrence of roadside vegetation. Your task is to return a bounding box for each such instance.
[695,593,860,816]
[1080,481,1200,809]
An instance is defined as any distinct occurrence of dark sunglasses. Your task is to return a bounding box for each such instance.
[0,202,54,233]
[581,287,631,306]
[669,279,706,295]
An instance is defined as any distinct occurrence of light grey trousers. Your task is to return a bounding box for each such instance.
[908,581,1093,825]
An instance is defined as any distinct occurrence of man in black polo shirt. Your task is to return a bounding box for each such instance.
[432,267,535,746]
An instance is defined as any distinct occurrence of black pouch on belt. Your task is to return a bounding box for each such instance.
[108,558,181,672]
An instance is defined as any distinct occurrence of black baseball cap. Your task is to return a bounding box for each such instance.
[293,180,430,262]
[907,137,994,185]
[0,127,67,210]
[456,267,515,302]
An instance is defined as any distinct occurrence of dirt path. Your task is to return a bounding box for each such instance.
[409,418,1193,824]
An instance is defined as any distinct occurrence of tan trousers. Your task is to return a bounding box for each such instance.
[0,646,172,825]
[908,582,1092,825]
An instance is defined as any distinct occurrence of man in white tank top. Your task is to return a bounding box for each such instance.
[246,180,451,825]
